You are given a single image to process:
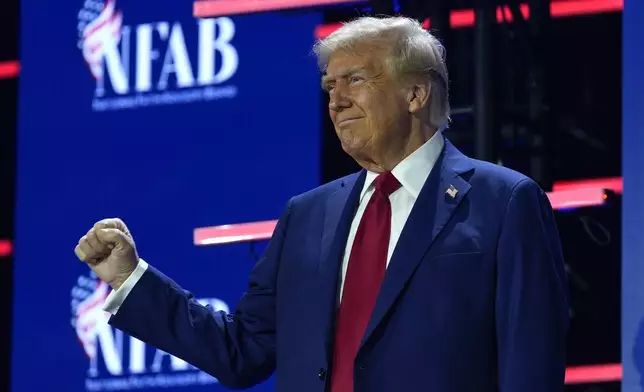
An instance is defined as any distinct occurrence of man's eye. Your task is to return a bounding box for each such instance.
[349,76,364,84]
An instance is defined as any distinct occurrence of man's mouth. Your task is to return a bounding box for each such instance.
[337,117,362,126]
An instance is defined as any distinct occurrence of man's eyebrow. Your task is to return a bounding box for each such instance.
[321,75,332,89]
[321,67,367,88]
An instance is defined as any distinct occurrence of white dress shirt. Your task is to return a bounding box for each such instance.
[103,132,445,314]
[337,131,444,300]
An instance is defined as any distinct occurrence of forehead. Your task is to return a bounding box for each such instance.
[325,45,387,76]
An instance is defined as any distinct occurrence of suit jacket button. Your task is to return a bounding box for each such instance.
[318,368,327,381]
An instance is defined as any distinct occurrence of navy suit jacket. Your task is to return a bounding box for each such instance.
[110,138,569,391]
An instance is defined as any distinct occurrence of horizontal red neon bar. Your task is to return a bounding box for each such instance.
[553,176,622,194]
[565,363,622,384]
[194,0,363,18]
[547,187,607,210]
[0,239,12,258]
[194,0,621,18]
[0,60,20,80]
[194,220,278,245]
[195,188,606,245]
[315,0,623,39]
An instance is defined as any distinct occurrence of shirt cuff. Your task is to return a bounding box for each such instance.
[103,258,149,315]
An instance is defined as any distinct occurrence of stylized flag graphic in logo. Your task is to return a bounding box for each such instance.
[80,0,122,80]
[74,280,110,359]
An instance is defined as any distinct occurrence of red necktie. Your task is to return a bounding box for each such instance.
[330,172,401,392]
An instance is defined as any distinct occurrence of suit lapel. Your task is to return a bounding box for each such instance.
[360,139,474,349]
[318,170,366,361]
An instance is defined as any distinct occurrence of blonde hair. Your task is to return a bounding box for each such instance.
[313,16,451,129]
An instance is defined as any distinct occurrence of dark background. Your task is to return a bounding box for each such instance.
[0,0,19,389]
[0,0,622,390]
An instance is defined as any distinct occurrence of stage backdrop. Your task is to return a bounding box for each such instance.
[12,1,322,391]
[623,0,644,390]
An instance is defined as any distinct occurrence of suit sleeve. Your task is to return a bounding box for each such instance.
[495,179,570,391]
[103,258,149,314]
[108,199,293,390]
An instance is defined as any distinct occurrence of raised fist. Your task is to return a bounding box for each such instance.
[74,218,139,290]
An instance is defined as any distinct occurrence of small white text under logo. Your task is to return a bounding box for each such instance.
[91,85,238,111]
[85,372,218,391]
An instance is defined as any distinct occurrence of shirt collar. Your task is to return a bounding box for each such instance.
[360,131,445,201]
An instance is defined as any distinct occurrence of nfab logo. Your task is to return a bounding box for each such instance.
[71,271,231,391]
[77,0,239,112]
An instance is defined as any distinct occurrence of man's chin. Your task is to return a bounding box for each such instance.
[340,141,370,167]
[340,140,361,158]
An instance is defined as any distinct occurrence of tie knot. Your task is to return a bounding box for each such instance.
[375,172,401,196]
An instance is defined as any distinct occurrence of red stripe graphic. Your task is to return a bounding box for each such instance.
[0,239,11,257]
[315,0,623,38]
[0,60,20,80]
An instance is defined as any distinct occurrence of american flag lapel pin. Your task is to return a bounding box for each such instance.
[445,185,458,198]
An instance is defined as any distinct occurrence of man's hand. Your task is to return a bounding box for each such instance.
[74,218,139,290]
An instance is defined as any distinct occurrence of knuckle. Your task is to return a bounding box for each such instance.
[74,247,86,261]
[97,217,126,230]
[78,246,92,260]
[95,218,111,228]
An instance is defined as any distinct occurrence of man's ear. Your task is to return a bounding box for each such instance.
[408,84,431,114]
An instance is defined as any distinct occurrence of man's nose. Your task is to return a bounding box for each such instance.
[329,87,351,112]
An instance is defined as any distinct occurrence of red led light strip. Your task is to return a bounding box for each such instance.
[194,0,362,18]
[195,220,278,245]
[547,188,607,210]
[0,239,12,258]
[315,0,623,39]
[565,363,622,384]
[553,176,623,194]
[0,60,20,80]
[193,0,621,18]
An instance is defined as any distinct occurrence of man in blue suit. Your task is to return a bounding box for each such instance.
[75,16,569,392]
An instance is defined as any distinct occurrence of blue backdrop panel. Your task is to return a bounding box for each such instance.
[623,0,644,390]
[12,0,322,391]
